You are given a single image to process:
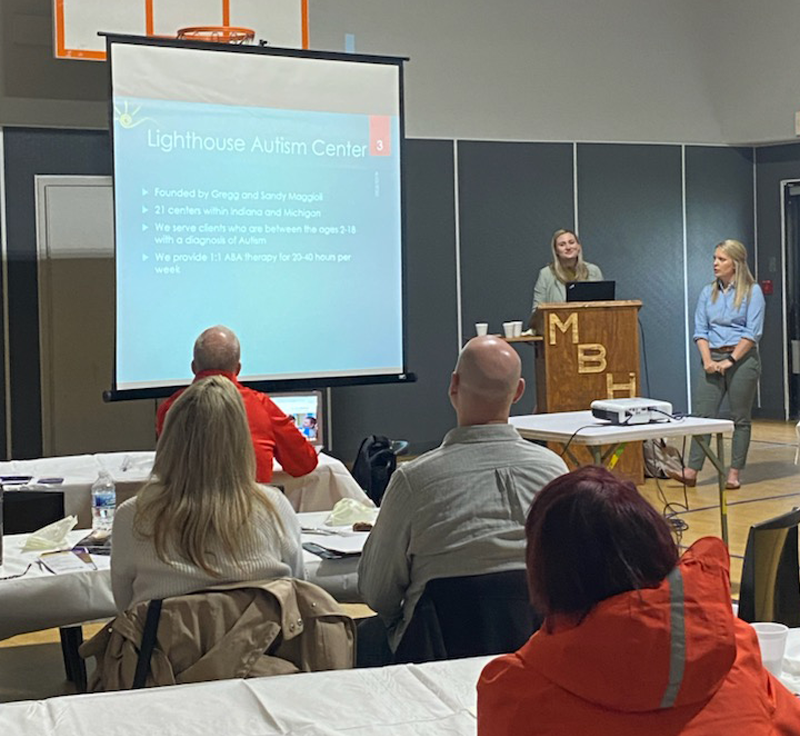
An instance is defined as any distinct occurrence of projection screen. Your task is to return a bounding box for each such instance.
[107,36,407,398]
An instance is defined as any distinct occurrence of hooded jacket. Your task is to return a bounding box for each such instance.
[477,537,800,735]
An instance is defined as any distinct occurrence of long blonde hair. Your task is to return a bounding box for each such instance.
[135,375,282,575]
[549,229,589,284]
[710,239,755,310]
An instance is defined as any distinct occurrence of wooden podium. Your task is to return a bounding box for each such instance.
[532,300,644,483]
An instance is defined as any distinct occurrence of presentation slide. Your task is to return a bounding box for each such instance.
[109,41,405,393]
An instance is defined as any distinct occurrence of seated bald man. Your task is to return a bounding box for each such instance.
[357,335,568,666]
[156,325,318,483]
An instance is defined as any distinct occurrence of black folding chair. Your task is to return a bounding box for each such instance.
[738,507,800,627]
[394,569,542,664]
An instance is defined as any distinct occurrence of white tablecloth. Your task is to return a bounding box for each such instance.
[0,530,114,639]
[0,451,370,526]
[0,643,796,736]
[782,629,800,694]
[0,656,491,736]
[0,512,364,640]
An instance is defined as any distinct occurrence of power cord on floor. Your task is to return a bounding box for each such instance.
[653,437,692,544]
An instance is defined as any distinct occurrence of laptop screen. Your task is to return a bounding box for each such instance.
[271,391,324,449]
[565,280,616,302]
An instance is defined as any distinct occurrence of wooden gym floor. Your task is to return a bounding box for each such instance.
[638,419,800,594]
[1,419,798,703]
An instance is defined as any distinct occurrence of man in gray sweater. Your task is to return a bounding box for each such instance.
[357,335,568,665]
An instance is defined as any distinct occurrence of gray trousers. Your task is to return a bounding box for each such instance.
[689,348,760,470]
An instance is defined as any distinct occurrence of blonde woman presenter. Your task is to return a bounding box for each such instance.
[670,240,765,490]
[530,229,604,317]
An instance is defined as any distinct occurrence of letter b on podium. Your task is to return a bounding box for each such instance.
[577,344,607,374]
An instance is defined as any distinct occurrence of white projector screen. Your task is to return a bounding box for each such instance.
[107,37,407,397]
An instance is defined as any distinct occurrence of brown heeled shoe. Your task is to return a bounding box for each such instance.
[665,468,697,487]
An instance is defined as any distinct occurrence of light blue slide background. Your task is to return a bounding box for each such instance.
[113,97,403,388]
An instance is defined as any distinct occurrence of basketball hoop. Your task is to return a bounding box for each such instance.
[177,26,256,45]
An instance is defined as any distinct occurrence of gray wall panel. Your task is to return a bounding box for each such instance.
[577,144,685,409]
[685,146,755,412]
[0,137,4,458]
[330,139,458,460]
[755,143,800,418]
[457,141,574,414]
[3,127,790,462]
[3,127,111,459]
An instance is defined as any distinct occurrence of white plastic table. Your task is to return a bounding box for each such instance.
[510,411,735,543]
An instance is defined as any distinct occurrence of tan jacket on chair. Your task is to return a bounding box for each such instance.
[80,578,355,691]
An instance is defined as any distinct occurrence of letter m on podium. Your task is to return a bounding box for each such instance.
[548,313,579,345]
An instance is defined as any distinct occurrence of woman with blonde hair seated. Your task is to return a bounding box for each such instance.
[478,466,800,735]
[530,229,604,315]
[111,375,303,611]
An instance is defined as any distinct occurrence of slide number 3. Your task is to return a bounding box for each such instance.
[370,116,391,156]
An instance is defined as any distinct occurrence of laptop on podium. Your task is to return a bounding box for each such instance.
[566,280,616,302]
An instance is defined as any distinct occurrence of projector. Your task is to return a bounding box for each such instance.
[590,398,673,425]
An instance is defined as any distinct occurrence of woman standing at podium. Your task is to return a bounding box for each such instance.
[530,229,604,317]
[673,239,764,490]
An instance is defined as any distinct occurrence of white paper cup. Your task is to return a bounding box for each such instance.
[475,322,489,336]
[512,321,523,337]
[751,622,789,676]
[502,322,515,338]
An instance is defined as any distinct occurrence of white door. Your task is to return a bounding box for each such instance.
[36,176,157,456]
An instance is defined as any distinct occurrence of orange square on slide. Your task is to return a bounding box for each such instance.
[369,116,391,156]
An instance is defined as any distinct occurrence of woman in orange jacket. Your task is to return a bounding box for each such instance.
[477,466,800,736]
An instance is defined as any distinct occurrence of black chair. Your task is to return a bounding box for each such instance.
[1,488,87,691]
[3,488,65,534]
[738,507,800,627]
[394,569,542,664]
[351,436,409,506]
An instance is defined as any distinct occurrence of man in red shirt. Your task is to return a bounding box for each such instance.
[156,325,318,484]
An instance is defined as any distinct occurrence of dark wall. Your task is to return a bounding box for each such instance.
[1,129,789,461]
[578,144,685,408]
[3,128,111,458]
[755,143,800,419]
[330,139,458,459]
[685,147,755,411]
[0,148,4,457]
[457,141,573,415]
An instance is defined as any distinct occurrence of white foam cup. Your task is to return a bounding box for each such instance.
[502,322,514,338]
[475,322,489,336]
[512,321,523,337]
[751,622,788,676]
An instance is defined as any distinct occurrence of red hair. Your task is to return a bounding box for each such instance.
[526,466,678,621]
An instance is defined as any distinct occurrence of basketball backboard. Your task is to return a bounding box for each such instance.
[54,0,308,60]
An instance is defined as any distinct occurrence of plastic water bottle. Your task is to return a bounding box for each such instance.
[91,471,116,532]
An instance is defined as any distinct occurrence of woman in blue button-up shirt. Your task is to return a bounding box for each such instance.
[673,240,765,490]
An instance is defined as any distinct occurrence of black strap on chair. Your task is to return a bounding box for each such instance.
[133,598,163,689]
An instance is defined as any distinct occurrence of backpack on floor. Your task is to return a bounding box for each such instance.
[643,438,684,479]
